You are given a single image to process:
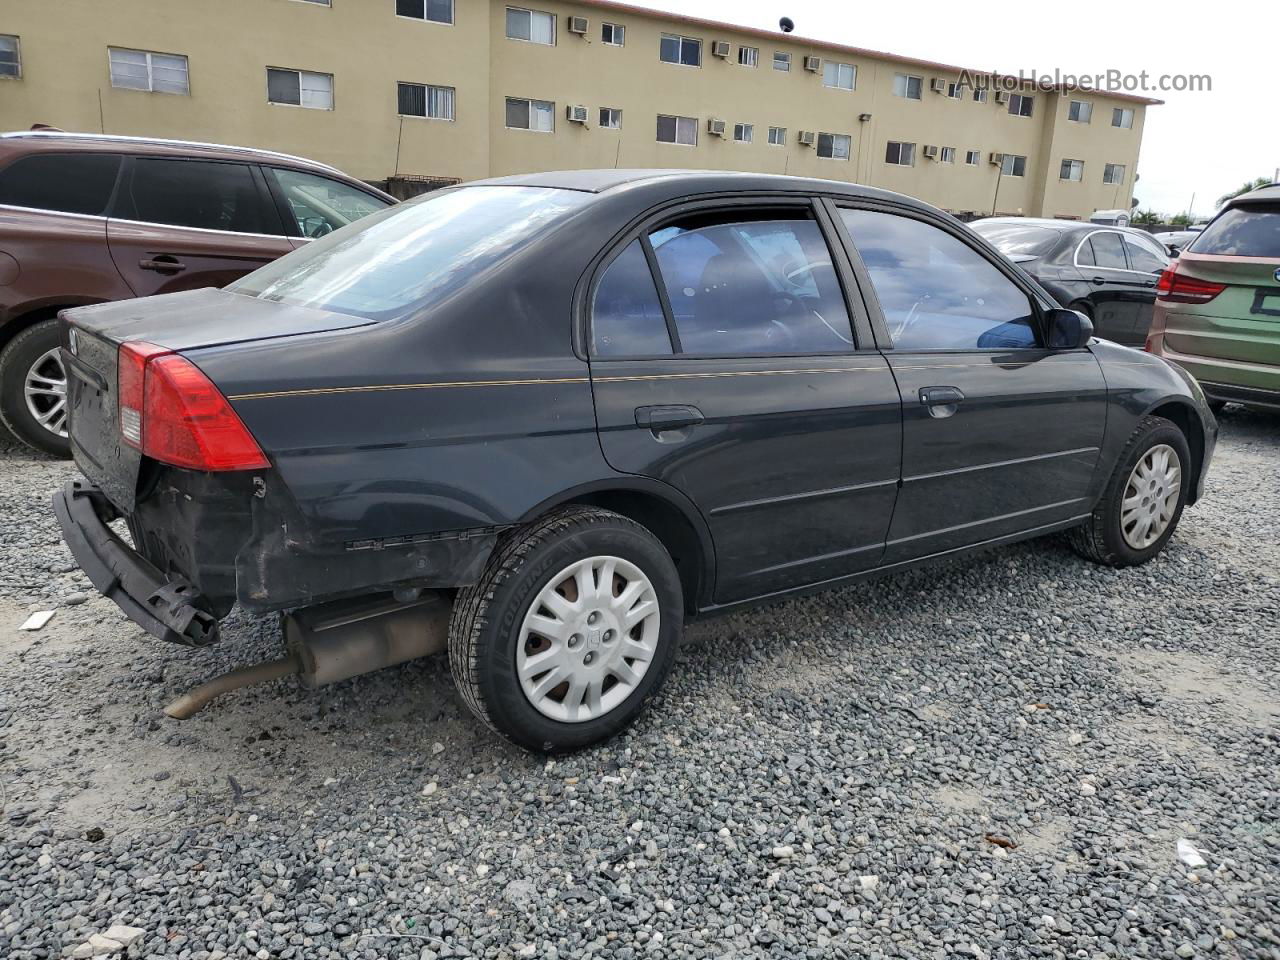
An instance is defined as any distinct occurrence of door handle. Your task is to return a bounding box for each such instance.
[139,256,186,273]
[635,404,704,433]
[1090,276,1106,285]
[919,385,964,419]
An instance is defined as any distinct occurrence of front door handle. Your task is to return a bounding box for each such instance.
[635,404,705,433]
[139,256,186,274]
[919,385,964,419]
[1090,276,1107,285]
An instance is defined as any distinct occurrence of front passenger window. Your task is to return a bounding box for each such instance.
[268,168,389,238]
[841,209,1037,350]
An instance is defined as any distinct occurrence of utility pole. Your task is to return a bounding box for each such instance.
[991,161,1005,216]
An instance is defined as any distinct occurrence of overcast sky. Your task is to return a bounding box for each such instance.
[635,0,1274,219]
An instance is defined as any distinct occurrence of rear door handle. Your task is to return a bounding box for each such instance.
[635,404,704,433]
[139,256,186,273]
[1090,276,1107,285]
[919,385,964,418]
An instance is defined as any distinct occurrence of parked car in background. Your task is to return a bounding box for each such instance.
[55,171,1216,751]
[1152,229,1202,255]
[0,131,394,456]
[1147,182,1280,412]
[970,218,1171,347]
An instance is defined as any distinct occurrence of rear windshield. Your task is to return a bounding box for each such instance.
[230,185,591,321]
[969,222,1061,257]
[1189,203,1280,257]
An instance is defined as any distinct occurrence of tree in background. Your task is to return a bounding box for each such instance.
[1133,210,1161,226]
[1217,177,1273,207]
[1170,212,1193,227]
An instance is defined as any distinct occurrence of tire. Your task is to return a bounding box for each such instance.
[0,318,71,458]
[448,505,684,752]
[1068,415,1191,567]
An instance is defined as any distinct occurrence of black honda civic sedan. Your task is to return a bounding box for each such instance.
[969,217,1171,348]
[54,171,1216,751]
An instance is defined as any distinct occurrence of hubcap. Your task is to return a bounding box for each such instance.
[517,555,661,723]
[1120,443,1181,550]
[24,348,69,438]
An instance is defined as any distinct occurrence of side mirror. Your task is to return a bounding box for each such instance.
[1045,308,1093,349]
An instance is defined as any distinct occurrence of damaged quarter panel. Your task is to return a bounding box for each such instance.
[186,205,616,612]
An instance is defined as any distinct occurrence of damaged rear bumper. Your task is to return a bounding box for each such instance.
[52,480,219,646]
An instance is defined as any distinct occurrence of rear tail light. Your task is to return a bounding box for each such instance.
[117,341,269,471]
[1154,265,1226,304]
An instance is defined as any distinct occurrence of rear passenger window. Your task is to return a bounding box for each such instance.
[841,208,1037,350]
[1082,231,1127,269]
[649,212,854,356]
[592,240,672,357]
[0,154,121,215]
[1123,235,1167,274]
[122,158,274,234]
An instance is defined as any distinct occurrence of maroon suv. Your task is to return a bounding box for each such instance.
[0,131,393,455]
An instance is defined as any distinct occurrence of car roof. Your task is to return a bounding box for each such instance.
[0,130,346,176]
[467,168,934,210]
[1231,182,1280,205]
[972,217,1093,232]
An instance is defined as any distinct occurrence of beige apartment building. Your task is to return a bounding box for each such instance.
[0,0,1157,219]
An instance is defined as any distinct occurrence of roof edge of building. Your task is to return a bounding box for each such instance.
[577,0,1164,106]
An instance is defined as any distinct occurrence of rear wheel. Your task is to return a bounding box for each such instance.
[0,318,72,457]
[1068,415,1191,566]
[448,506,683,752]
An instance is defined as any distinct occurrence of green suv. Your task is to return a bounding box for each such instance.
[1148,183,1280,412]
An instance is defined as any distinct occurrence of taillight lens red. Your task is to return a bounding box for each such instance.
[1155,266,1226,304]
[117,341,269,471]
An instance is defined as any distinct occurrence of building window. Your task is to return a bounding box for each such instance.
[817,132,851,159]
[0,35,22,79]
[945,82,963,99]
[893,73,922,99]
[396,0,453,24]
[768,126,786,146]
[735,46,757,67]
[108,48,189,95]
[773,51,790,71]
[1103,163,1126,184]
[885,140,916,165]
[659,34,701,67]
[506,7,555,44]
[267,67,332,109]
[973,88,988,103]
[656,113,697,145]
[601,22,625,45]
[733,122,753,143]
[599,107,622,129]
[823,61,855,90]
[1060,158,1084,181]
[965,149,980,165]
[940,146,956,163]
[296,0,330,4]
[1000,154,1027,177]
[1112,107,1134,129]
[1008,93,1034,117]
[1068,99,1092,123]
[397,82,454,120]
[505,96,554,131]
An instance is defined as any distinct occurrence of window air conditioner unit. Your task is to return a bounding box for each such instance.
[803,56,821,72]
[994,91,1008,104]
[567,16,589,35]
[712,40,731,58]
[922,144,939,159]
[566,104,589,123]
[930,78,945,93]
[707,118,727,136]
[989,152,1004,165]
[797,130,815,146]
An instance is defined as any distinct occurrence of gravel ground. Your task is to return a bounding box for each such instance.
[1,408,1277,960]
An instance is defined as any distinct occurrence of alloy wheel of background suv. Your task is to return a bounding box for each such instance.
[0,318,70,456]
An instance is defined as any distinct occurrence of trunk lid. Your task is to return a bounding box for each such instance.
[63,287,373,511]
[1163,252,1280,370]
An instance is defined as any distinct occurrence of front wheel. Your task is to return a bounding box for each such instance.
[448,506,683,752]
[0,318,72,457]
[1068,415,1191,566]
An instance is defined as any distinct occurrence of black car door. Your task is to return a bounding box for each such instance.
[831,202,1108,563]
[1074,229,1143,343]
[587,197,902,606]
[1121,232,1170,343]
